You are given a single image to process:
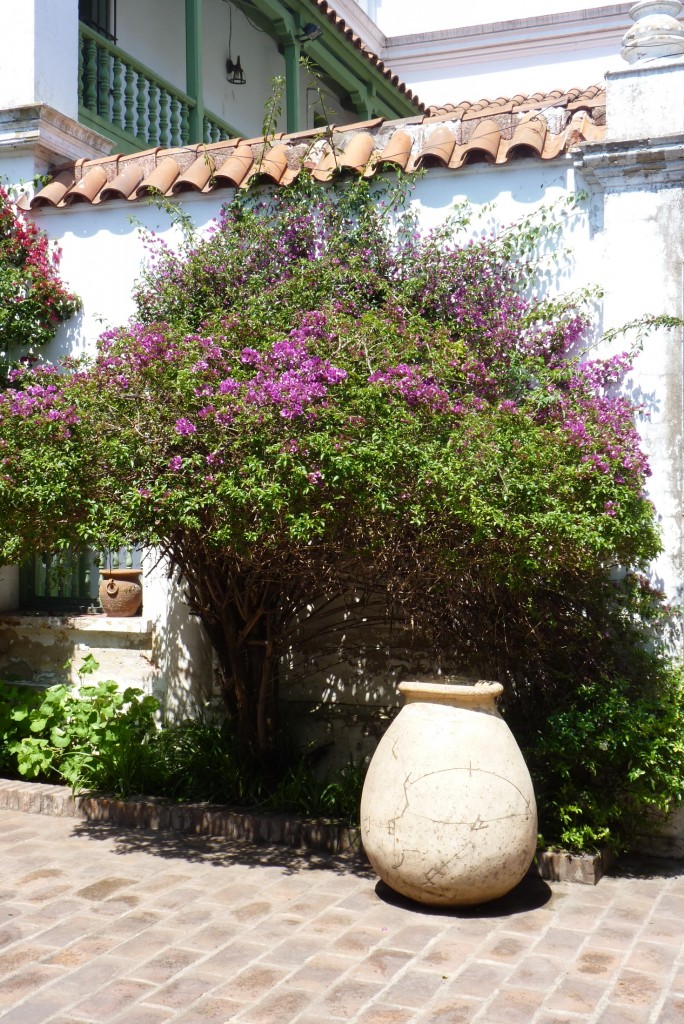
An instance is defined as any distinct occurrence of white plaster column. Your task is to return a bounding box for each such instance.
[0,0,79,117]
[575,0,684,620]
[0,1,110,183]
[572,1,684,857]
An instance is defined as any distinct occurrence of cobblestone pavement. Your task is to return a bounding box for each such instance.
[0,809,683,1024]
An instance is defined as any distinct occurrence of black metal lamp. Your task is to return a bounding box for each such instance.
[226,56,246,84]
[298,23,323,42]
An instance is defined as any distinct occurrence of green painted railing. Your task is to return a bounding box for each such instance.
[19,545,141,614]
[19,548,100,613]
[78,23,239,153]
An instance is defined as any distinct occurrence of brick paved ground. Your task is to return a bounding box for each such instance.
[0,808,683,1024]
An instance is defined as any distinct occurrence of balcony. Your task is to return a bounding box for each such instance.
[77,23,239,154]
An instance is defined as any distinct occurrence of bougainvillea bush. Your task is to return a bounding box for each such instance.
[0,174,681,849]
[0,186,79,373]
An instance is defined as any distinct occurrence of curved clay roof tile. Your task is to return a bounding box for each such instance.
[311,142,339,182]
[254,144,289,184]
[63,165,108,204]
[172,153,216,193]
[415,125,456,168]
[564,111,606,150]
[338,132,376,172]
[212,143,254,188]
[30,171,75,208]
[502,117,547,161]
[376,130,413,171]
[136,157,181,198]
[100,164,144,201]
[460,119,502,165]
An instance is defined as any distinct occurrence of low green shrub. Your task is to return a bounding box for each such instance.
[0,682,43,776]
[519,663,684,852]
[1,679,159,793]
[0,679,365,823]
[4,662,683,848]
[150,714,365,820]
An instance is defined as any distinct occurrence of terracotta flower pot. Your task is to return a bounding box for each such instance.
[99,568,143,617]
[360,678,537,906]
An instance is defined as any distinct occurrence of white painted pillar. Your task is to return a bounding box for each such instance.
[576,0,684,619]
[0,0,79,118]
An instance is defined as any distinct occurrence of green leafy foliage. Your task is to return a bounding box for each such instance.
[525,664,684,852]
[0,682,43,776]
[2,679,159,793]
[0,680,364,821]
[0,185,80,377]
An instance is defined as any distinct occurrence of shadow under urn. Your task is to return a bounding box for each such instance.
[360,679,537,906]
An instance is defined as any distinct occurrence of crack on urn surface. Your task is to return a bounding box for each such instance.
[360,680,538,905]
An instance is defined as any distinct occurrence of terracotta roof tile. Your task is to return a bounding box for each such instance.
[136,157,180,198]
[172,154,216,194]
[29,87,606,211]
[415,125,457,169]
[375,129,413,172]
[307,0,424,111]
[100,163,144,201]
[427,85,604,119]
[336,131,375,173]
[212,143,254,188]
[32,170,76,208]
[63,165,108,204]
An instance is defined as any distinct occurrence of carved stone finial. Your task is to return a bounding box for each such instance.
[621,1,684,63]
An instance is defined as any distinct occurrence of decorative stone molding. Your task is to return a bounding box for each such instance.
[0,104,112,168]
[621,1,684,64]
[385,5,632,73]
[576,133,684,190]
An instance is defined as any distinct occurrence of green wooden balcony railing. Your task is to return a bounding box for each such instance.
[19,545,142,614]
[78,23,239,153]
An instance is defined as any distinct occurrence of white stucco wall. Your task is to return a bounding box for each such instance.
[398,49,619,108]
[3,74,684,731]
[17,147,678,714]
[6,165,571,708]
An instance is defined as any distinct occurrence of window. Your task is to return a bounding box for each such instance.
[79,0,117,42]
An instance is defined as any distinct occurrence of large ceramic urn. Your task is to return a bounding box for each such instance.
[99,568,143,617]
[360,678,537,906]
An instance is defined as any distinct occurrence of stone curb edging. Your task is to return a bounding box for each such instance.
[0,777,361,856]
[0,777,612,882]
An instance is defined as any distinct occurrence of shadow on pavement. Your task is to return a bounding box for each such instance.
[374,873,553,918]
[609,854,684,880]
[69,819,375,878]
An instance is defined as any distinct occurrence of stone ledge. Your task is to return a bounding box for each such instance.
[529,847,616,885]
[0,613,153,636]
